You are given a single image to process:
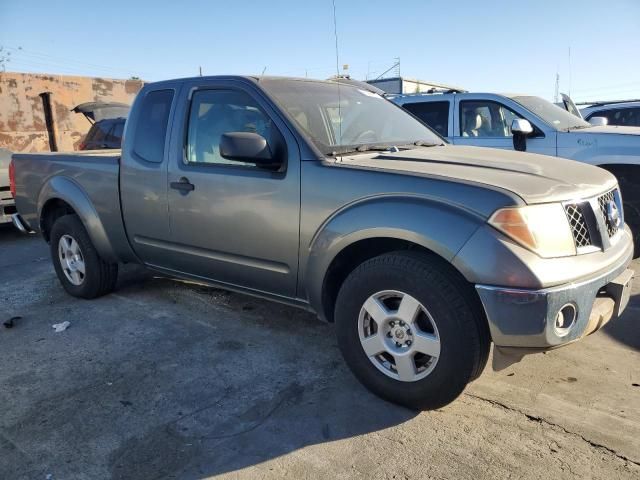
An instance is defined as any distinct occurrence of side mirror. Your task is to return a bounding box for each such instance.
[511,118,533,135]
[511,119,533,152]
[589,116,608,127]
[219,132,276,166]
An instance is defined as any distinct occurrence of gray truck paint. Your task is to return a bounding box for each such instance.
[11,76,634,351]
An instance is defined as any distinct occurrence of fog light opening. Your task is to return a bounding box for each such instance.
[554,304,577,337]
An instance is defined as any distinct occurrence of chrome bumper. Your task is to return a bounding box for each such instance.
[475,249,634,349]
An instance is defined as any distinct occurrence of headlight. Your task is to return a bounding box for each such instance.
[488,203,576,258]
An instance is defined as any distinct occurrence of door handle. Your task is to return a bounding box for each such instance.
[170,177,195,193]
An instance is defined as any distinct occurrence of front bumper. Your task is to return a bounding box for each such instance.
[476,246,634,349]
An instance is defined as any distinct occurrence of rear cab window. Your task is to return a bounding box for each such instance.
[133,89,174,162]
[402,101,450,137]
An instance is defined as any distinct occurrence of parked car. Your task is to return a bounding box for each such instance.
[72,102,130,150]
[392,90,640,251]
[10,76,634,410]
[0,148,17,224]
[581,100,640,128]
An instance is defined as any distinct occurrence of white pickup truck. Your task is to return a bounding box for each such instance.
[392,91,640,251]
[0,148,16,224]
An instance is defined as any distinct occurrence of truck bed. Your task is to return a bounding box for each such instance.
[12,150,130,261]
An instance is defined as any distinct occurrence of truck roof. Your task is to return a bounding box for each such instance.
[143,75,346,89]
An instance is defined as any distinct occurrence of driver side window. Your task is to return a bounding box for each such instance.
[460,101,524,138]
[187,89,273,166]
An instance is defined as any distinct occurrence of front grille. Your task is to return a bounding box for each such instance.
[597,190,620,238]
[565,203,592,247]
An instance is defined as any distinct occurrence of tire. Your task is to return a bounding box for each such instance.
[601,165,640,257]
[334,251,490,410]
[50,214,118,299]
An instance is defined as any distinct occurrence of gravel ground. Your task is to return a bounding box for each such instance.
[1,223,639,479]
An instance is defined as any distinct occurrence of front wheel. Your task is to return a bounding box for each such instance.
[334,251,489,410]
[50,215,118,299]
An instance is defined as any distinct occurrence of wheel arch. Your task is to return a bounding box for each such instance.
[303,196,484,323]
[38,177,118,262]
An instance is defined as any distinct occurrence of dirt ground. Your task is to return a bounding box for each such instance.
[1,223,639,479]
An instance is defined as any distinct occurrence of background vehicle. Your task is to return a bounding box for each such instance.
[581,100,640,127]
[72,102,130,150]
[392,90,640,251]
[0,148,16,224]
[10,76,634,410]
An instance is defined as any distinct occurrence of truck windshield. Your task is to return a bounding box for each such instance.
[510,95,591,131]
[260,79,444,155]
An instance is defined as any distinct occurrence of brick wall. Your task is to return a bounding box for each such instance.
[0,72,144,152]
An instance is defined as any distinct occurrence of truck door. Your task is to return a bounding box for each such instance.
[452,98,556,156]
[164,80,301,297]
[120,87,177,266]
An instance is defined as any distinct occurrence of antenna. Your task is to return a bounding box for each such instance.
[331,0,342,145]
[554,71,560,103]
[568,46,572,97]
[199,66,202,77]
[261,66,267,76]
[332,0,340,77]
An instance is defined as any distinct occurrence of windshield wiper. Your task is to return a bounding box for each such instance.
[412,140,441,147]
[329,144,401,156]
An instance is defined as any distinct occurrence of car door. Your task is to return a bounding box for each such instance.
[401,100,452,141]
[164,79,301,298]
[119,87,178,267]
[452,97,556,156]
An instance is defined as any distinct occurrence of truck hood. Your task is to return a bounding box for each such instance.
[575,125,640,136]
[338,145,617,204]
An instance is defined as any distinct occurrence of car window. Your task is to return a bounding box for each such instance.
[459,101,523,138]
[591,108,640,127]
[402,101,449,137]
[86,122,109,144]
[133,90,174,162]
[111,121,124,142]
[186,89,273,167]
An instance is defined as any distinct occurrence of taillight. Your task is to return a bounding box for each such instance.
[9,158,16,198]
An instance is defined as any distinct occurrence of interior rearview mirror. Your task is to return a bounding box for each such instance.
[220,132,276,166]
[589,116,608,127]
[511,119,533,152]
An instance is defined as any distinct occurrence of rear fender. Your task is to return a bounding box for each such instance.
[38,176,117,262]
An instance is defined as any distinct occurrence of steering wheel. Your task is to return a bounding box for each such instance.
[353,130,378,144]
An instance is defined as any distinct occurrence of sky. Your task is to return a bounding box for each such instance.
[1,0,639,103]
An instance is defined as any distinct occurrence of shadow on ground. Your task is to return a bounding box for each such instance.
[603,292,640,351]
[1,265,417,479]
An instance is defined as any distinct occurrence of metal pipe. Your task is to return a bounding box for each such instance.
[39,91,58,152]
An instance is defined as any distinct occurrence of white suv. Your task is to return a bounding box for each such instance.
[581,101,640,128]
[391,91,640,251]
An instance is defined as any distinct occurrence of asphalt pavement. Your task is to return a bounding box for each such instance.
[1,223,639,479]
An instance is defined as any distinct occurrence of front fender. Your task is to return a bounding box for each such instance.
[38,176,118,262]
[303,195,484,319]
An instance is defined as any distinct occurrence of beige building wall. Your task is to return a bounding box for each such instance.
[0,72,144,153]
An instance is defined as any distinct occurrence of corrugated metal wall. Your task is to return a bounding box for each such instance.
[0,72,144,153]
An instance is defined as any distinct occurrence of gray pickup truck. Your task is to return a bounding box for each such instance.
[10,76,634,410]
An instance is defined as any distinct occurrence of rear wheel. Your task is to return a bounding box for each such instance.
[50,215,118,299]
[334,251,489,410]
